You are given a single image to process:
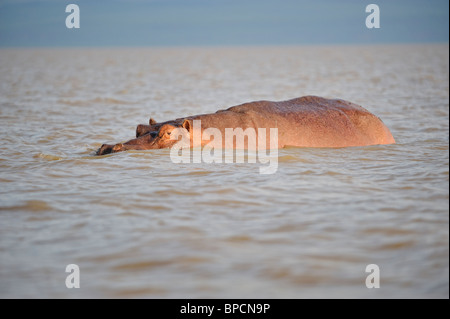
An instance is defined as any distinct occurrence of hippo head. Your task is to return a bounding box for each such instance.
[96,119,192,155]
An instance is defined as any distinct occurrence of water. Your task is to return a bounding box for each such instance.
[0,44,448,298]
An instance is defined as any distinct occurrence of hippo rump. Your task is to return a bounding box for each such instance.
[96,96,395,155]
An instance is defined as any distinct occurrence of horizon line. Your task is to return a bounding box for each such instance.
[0,41,448,50]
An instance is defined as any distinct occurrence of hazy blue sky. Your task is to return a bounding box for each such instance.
[0,0,448,47]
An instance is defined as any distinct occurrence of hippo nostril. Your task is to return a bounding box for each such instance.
[97,144,113,155]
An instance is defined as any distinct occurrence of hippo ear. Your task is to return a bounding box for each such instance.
[182,119,192,132]
[149,118,157,125]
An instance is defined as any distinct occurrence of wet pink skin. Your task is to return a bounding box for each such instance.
[96,96,395,155]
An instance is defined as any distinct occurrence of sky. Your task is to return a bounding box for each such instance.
[0,0,448,47]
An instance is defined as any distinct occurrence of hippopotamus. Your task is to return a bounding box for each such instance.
[96,96,395,155]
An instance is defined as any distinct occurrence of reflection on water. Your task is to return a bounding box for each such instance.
[0,45,448,298]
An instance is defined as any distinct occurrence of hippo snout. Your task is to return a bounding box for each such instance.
[97,144,113,155]
[97,143,123,155]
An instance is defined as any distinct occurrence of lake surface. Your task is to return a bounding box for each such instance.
[0,44,448,298]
